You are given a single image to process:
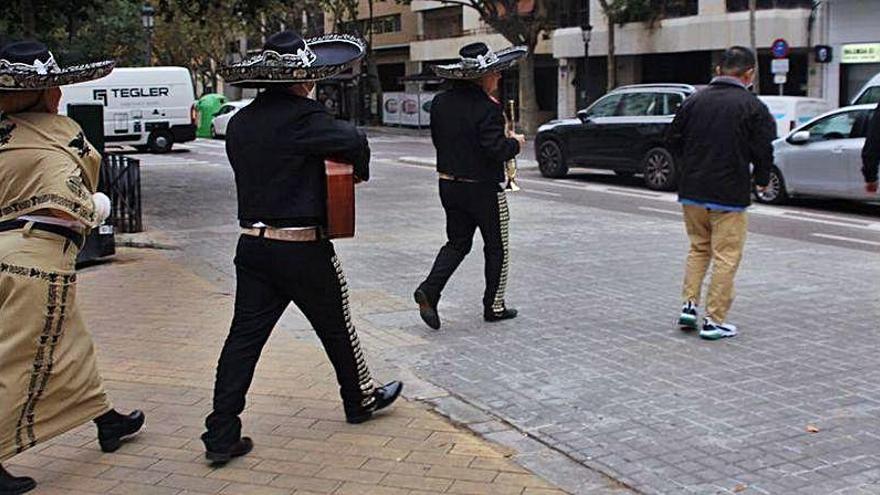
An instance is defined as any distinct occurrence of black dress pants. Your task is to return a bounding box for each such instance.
[202,235,375,452]
[418,180,510,314]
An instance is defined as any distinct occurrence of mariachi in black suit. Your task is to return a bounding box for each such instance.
[201,89,376,453]
[417,80,521,318]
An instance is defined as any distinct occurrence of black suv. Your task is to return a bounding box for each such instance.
[535,84,696,191]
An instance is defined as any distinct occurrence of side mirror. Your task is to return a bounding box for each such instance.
[788,130,810,144]
[577,110,591,123]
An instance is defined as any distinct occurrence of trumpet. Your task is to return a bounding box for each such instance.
[504,99,521,192]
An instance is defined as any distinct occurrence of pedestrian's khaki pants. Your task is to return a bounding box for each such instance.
[681,205,748,323]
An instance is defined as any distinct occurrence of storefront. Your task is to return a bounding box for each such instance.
[839,43,880,105]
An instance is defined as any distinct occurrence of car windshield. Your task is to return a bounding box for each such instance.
[854,86,880,105]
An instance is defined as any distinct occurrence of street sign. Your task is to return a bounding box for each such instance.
[771,58,790,75]
[771,38,790,59]
[815,45,833,64]
[774,74,787,85]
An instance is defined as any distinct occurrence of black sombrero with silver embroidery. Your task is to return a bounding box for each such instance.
[432,42,527,80]
[220,30,366,87]
[0,40,114,91]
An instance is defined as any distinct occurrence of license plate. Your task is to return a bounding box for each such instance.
[98,225,114,235]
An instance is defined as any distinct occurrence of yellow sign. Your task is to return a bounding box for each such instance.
[842,43,880,64]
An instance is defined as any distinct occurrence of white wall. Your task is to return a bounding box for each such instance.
[822,0,880,105]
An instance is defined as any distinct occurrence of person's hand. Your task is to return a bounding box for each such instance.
[867,181,879,194]
[91,192,111,223]
[511,133,526,148]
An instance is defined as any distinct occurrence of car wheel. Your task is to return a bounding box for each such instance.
[754,166,788,205]
[538,139,568,178]
[148,130,174,153]
[642,147,677,191]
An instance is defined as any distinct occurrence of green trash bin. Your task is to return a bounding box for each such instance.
[196,93,227,138]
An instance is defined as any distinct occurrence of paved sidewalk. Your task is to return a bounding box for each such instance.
[7,249,574,495]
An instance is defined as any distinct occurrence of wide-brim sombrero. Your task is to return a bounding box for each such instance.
[432,45,527,80]
[220,32,366,87]
[0,41,114,91]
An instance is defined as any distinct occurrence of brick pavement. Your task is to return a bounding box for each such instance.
[6,249,575,495]
[130,140,880,494]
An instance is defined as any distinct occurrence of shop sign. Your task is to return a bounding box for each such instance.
[841,43,880,64]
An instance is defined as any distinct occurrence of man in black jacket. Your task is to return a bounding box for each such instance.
[862,103,880,194]
[667,46,775,340]
[201,31,402,464]
[413,42,527,330]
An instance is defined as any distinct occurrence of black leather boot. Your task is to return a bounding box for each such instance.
[94,409,145,453]
[205,437,254,465]
[345,381,404,424]
[484,307,518,322]
[0,464,36,495]
[414,289,440,330]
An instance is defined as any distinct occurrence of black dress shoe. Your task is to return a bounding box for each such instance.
[0,464,36,495]
[94,409,145,453]
[205,437,254,465]
[346,381,404,424]
[414,289,440,330]
[484,308,518,322]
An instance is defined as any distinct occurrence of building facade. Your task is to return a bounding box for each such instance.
[552,0,821,118]
[819,0,880,106]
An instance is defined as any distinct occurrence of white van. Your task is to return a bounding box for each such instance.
[852,72,880,105]
[60,67,197,153]
[758,96,833,138]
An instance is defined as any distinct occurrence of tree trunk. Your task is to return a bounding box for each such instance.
[749,0,760,94]
[607,19,616,91]
[518,54,539,134]
[21,0,37,37]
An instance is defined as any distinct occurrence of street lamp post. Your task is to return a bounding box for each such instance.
[580,22,593,109]
[141,3,155,67]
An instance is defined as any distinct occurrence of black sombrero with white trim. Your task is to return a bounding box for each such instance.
[220,30,366,87]
[432,42,527,80]
[0,40,114,91]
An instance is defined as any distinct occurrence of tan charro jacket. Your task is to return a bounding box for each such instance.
[0,112,101,227]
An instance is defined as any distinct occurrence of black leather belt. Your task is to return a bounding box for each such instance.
[0,219,85,249]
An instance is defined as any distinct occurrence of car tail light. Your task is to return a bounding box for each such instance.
[191,104,198,125]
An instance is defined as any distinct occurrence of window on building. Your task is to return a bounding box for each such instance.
[727,0,812,11]
[378,63,406,92]
[557,0,589,28]
[423,7,463,40]
[339,14,401,36]
[660,0,698,18]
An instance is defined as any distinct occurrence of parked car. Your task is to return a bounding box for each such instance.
[535,84,696,191]
[756,104,876,204]
[758,96,833,138]
[210,99,253,138]
[852,72,880,105]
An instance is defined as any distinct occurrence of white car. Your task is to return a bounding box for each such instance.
[852,72,880,105]
[756,104,876,204]
[210,99,253,138]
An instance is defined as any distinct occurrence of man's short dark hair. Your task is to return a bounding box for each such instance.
[718,46,756,77]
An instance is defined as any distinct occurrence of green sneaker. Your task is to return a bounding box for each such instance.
[678,301,698,331]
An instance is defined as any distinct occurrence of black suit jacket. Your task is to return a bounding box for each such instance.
[226,89,369,227]
[430,82,520,184]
